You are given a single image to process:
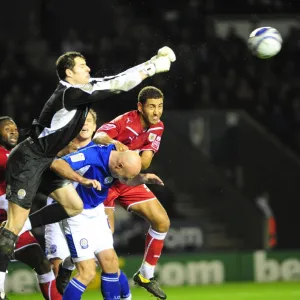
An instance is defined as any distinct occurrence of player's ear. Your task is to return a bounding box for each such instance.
[137,102,142,113]
[66,68,73,78]
[117,162,124,169]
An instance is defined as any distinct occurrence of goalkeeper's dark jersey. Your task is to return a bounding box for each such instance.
[30,71,142,157]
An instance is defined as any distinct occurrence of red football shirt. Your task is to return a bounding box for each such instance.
[97,110,164,153]
[0,146,10,196]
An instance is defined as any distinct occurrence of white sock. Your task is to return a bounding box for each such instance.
[37,270,55,283]
[62,256,75,271]
[140,261,155,280]
[122,295,132,300]
[0,271,6,291]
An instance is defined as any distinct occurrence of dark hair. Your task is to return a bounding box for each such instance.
[0,116,14,127]
[138,86,164,105]
[56,51,85,80]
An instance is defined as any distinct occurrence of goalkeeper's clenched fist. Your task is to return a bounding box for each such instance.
[157,46,176,62]
[144,46,176,77]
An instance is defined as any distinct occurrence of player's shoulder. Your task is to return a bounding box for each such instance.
[114,110,137,122]
[91,143,116,152]
[104,110,137,127]
[0,147,9,156]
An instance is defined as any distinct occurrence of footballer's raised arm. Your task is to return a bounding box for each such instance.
[63,47,175,108]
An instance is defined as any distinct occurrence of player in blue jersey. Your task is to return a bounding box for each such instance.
[49,139,163,300]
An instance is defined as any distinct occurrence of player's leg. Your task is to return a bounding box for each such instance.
[44,220,73,294]
[45,221,71,276]
[28,184,83,230]
[119,185,169,299]
[0,139,53,257]
[51,258,63,277]
[62,259,95,300]
[95,204,121,300]
[104,196,131,299]
[131,199,170,273]
[131,199,169,299]
[50,184,83,217]
[105,207,115,232]
[104,186,119,233]
[118,270,132,300]
[14,231,62,300]
[59,210,96,299]
[0,252,8,300]
[26,168,84,230]
[0,209,10,299]
[96,249,121,300]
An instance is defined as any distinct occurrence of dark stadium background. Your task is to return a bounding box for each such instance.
[1,0,300,256]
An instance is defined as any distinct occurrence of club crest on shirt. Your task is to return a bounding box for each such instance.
[104,176,113,184]
[148,133,157,142]
[80,238,89,249]
[50,244,57,254]
[17,189,26,200]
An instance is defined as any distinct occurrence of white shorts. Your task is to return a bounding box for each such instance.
[61,203,113,262]
[45,221,70,261]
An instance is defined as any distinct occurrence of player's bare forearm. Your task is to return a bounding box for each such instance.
[93,132,128,151]
[50,159,84,183]
[122,173,164,186]
[93,132,114,145]
[140,150,154,170]
[51,160,101,189]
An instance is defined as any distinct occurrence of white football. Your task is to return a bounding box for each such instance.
[248,27,282,59]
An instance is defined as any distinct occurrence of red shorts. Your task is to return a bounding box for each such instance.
[104,181,156,210]
[15,230,39,251]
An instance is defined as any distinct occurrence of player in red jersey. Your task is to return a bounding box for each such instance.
[93,86,169,300]
[0,116,61,300]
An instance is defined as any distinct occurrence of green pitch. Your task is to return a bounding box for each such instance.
[7,282,300,299]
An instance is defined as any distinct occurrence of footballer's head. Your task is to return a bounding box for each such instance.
[0,116,19,150]
[77,109,97,141]
[137,86,164,126]
[56,51,91,85]
[110,150,141,181]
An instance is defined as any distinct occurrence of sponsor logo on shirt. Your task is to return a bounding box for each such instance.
[148,133,157,142]
[70,153,85,162]
[151,139,161,151]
